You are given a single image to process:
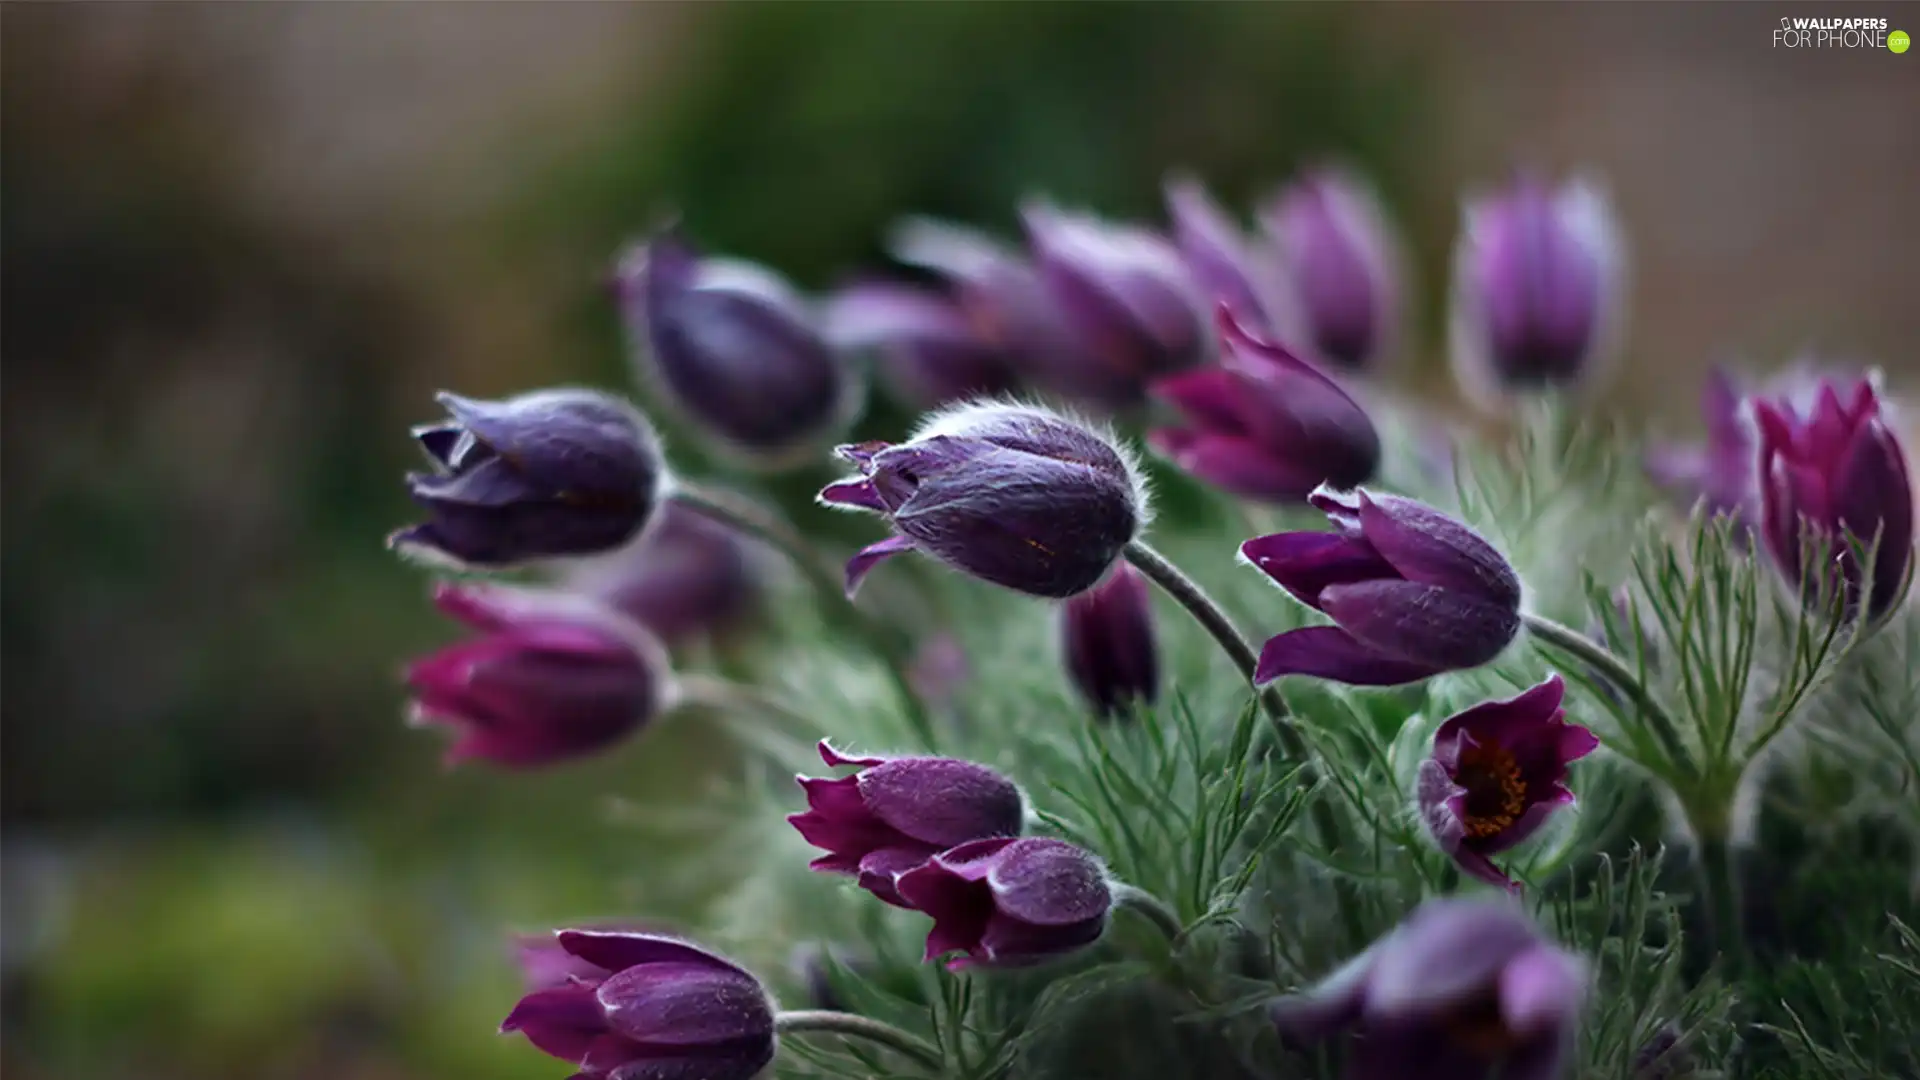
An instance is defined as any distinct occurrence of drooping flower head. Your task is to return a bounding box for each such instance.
[501,929,775,1080]
[1164,176,1285,337]
[1262,166,1403,372]
[1271,898,1587,1080]
[1060,562,1160,720]
[562,501,763,648]
[1150,307,1380,503]
[1241,489,1522,686]
[393,389,664,569]
[894,836,1112,970]
[515,921,663,991]
[1417,675,1599,891]
[789,740,1025,906]
[819,401,1151,599]
[405,583,668,768]
[824,280,1021,408]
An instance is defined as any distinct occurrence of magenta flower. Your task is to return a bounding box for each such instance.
[563,502,762,648]
[789,740,1025,906]
[500,930,774,1080]
[1643,366,1757,526]
[514,921,661,991]
[1164,176,1284,337]
[1241,489,1522,686]
[1262,167,1402,372]
[894,837,1112,970]
[824,280,1020,408]
[1416,675,1599,891]
[1060,563,1160,719]
[1149,308,1380,503]
[405,583,666,768]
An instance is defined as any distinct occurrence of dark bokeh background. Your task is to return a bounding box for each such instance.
[3,5,1915,1078]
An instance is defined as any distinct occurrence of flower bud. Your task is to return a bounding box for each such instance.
[405,583,667,768]
[1754,376,1914,623]
[818,401,1150,599]
[562,501,762,648]
[618,229,855,465]
[824,281,1019,408]
[894,836,1112,969]
[1150,307,1380,503]
[1241,488,1521,686]
[501,929,774,1080]
[1164,176,1284,336]
[1416,675,1598,891]
[1644,366,1756,527]
[392,389,663,570]
[1060,563,1160,719]
[789,740,1025,906]
[1261,167,1402,372]
[515,921,660,991]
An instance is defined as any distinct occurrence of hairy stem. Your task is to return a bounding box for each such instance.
[774,1010,945,1072]
[1113,884,1185,944]
[1523,612,1695,778]
[1692,829,1747,975]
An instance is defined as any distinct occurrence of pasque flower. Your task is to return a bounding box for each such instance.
[1149,308,1380,503]
[515,922,661,991]
[501,929,775,1080]
[1754,375,1914,622]
[1262,167,1402,372]
[1416,675,1599,891]
[1643,366,1757,526]
[392,389,664,569]
[563,502,762,648]
[1241,489,1522,686]
[895,836,1112,969]
[818,401,1150,599]
[824,280,1020,408]
[1060,562,1160,719]
[1164,176,1284,336]
[405,583,667,768]
[1271,898,1587,1080]
[789,740,1025,906]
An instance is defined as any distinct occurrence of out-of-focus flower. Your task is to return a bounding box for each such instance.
[895,836,1111,970]
[1241,489,1522,686]
[1416,675,1598,891]
[501,929,774,1080]
[789,740,1025,907]
[824,280,1020,408]
[1450,174,1624,402]
[1164,176,1285,336]
[405,583,667,768]
[618,229,856,465]
[392,389,664,570]
[818,401,1150,599]
[1262,166,1403,372]
[1754,376,1914,622]
[1271,898,1587,1080]
[1644,367,1756,526]
[1060,563,1160,719]
[908,632,972,708]
[562,501,762,648]
[1149,308,1380,503]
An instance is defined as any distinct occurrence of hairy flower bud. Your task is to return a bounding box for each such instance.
[1060,563,1160,719]
[824,280,1020,408]
[1262,167,1402,372]
[895,836,1112,970]
[562,501,762,648]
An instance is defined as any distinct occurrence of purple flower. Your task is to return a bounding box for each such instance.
[1149,307,1380,503]
[405,583,667,768]
[818,402,1149,599]
[1060,563,1160,719]
[500,929,774,1080]
[1261,167,1402,372]
[1416,675,1599,891]
[1755,376,1914,622]
[392,389,664,570]
[1643,367,1757,526]
[894,837,1112,970]
[1450,174,1624,400]
[1164,176,1284,336]
[824,280,1020,408]
[618,229,855,464]
[562,501,762,648]
[908,632,972,708]
[788,740,1025,907]
[515,921,661,991]
[1241,489,1522,686]
[1271,898,1587,1080]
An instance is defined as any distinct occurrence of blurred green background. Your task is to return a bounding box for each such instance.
[3,4,1915,1078]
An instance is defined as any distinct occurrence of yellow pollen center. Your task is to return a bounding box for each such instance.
[1456,742,1528,838]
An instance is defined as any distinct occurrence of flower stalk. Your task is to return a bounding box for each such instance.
[774,1010,945,1072]
[1522,611,1694,779]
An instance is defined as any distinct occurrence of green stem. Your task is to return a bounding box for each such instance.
[1113,884,1185,944]
[672,483,936,750]
[672,673,820,731]
[1692,828,1747,975]
[774,1010,944,1072]
[1522,612,1695,779]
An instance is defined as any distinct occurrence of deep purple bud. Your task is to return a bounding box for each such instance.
[894,836,1111,970]
[1271,898,1587,1080]
[788,740,1025,906]
[392,389,664,570]
[1262,167,1402,372]
[1060,563,1160,719]
[1149,307,1380,503]
[500,930,774,1080]
[618,230,855,464]
[562,501,763,648]
[405,583,667,768]
[1755,376,1914,623]
[824,281,1020,408]
[1241,488,1522,687]
[1416,675,1599,891]
[818,402,1150,599]
[515,921,661,991]
[1164,176,1284,336]
[1451,174,1624,400]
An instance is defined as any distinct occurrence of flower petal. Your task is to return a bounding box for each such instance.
[596,962,772,1047]
[844,535,917,597]
[1240,530,1396,609]
[1355,492,1521,609]
[1253,626,1443,687]
[558,932,744,978]
[1321,580,1520,671]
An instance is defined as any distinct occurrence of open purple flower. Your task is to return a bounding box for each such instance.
[392,389,664,570]
[562,501,763,648]
[894,837,1112,970]
[824,280,1020,408]
[1149,307,1380,503]
[1262,167,1402,372]
[405,583,667,768]
[501,929,774,1080]
[1271,898,1587,1080]
[1241,489,1522,686]
[1416,675,1599,891]
[1164,176,1284,337]
[818,402,1149,599]
[789,740,1025,906]
[1060,562,1160,720]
